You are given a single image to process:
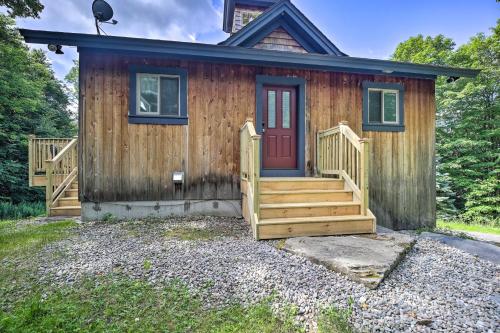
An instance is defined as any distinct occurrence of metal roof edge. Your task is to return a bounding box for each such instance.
[19,29,480,79]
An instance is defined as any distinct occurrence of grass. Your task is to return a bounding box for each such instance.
[0,219,77,260]
[437,220,500,236]
[0,277,303,333]
[0,219,354,332]
[164,226,224,241]
[0,202,45,220]
[317,300,354,333]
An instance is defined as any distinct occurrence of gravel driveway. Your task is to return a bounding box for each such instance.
[36,217,499,332]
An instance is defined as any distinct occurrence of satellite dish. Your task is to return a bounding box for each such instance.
[92,0,118,35]
[92,0,114,22]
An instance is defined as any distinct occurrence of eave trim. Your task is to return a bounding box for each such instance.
[19,29,480,79]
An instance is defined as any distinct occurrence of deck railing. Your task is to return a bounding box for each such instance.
[317,121,370,215]
[45,138,78,212]
[240,119,261,238]
[28,136,73,186]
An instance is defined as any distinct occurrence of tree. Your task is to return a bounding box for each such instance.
[0,0,44,18]
[65,59,79,106]
[0,14,76,204]
[391,21,500,225]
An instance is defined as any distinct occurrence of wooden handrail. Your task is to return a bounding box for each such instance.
[240,119,261,239]
[317,121,371,216]
[45,137,78,212]
[50,138,77,164]
[28,136,74,186]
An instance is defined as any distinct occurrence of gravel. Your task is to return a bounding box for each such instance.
[32,216,499,332]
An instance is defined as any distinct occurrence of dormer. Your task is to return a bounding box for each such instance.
[223,0,281,34]
[221,0,347,56]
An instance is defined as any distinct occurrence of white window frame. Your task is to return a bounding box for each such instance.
[367,88,400,124]
[136,73,181,117]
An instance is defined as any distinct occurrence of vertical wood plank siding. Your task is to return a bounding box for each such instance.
[79,50,436,229]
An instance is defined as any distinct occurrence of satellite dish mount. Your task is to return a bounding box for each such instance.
[92,0,118,35]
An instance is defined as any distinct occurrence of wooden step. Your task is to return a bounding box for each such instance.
[50,206,81,217]
[56,197,79,207]
[70,182,78,190]
[65,189,78,197]
[260,201,360,219]
[260,190,353,204]
[257,215,375,239]
[260,177,344,191]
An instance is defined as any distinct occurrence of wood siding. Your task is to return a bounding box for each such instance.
[254,28,308,53]
[79,50,436,229]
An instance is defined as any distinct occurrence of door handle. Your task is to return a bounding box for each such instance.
[262,122,266,133]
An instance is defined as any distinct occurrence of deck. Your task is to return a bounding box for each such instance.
[28,136,81,217]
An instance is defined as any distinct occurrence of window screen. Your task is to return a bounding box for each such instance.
[137,74,179,117]
[383,92,397,123]
[368,90,382,123]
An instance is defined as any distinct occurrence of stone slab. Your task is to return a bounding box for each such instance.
[284,232,416,289]
[420,232,500,265]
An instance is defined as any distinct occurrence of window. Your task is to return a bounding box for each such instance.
[282,91,291,128]
[367,89,399,124]
[241,11,260,26]
[129,66,188,125]
[362,81,405,132]
[267,90,276,128]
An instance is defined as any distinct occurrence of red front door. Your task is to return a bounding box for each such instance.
[262,86,297,169]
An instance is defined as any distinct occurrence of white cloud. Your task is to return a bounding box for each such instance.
[7,0,226,79]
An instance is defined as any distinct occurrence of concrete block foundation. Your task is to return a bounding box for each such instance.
[81,200,242,221]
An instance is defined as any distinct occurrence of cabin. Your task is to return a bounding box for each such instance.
[22,0,478,240]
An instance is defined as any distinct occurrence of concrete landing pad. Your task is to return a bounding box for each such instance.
[284,233,416,289]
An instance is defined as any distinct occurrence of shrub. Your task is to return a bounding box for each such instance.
[0,201,45,220]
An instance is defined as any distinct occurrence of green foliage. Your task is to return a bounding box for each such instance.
[391,34,455,66]
[0,277,302,333]
[0,0,44,18]
[101,212,117,223]
[0,219,76,260]
[392,20,500,224]
[437,219,500,235]
[143,259,152,270]
[317,299,354,333]
[0,14,76,204]
[0,201,45,220]
[64,59,79,105]
[164,226,229,240]
[462,176,499,226]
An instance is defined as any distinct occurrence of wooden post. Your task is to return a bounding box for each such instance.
[359,138,370,216]
[45,160,53,216]
[28,135,35,187]
[240,128,244,181]
[338,121,348,175]
[316,131,321,176]
[252,135,261,219]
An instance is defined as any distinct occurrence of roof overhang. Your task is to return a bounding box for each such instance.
[19,29,480,80]
[223,0,280,33]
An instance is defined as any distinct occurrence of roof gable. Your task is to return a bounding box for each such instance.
[220,0,347,56]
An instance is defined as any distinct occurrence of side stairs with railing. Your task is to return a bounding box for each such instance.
[28,135,80,217]
[240,120,376,240]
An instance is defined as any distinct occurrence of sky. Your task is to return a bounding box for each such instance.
[4,0,498,80]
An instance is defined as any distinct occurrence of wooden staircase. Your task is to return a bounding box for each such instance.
[28,136,81,217]
[240,120,376,240]
[50,180,81,216]
[258,178,375,239]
